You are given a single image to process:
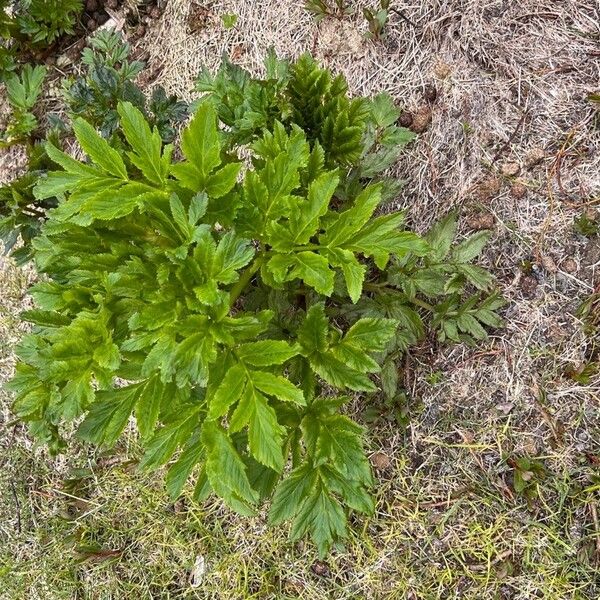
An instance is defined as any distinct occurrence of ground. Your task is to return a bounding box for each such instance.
[1,0,599,598]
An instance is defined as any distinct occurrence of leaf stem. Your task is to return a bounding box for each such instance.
[229,253,264,307]
[363,282,434,311]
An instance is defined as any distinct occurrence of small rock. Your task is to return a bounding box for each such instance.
[474,176,501,202]
[149,5,162,19]
[423,83,437,103]
[86,17,97,30]
[520,275,538,298]
[525,147,545,169]
[467,212,495,230]
[85,0,98,11]
[540,255,557,273]
[410,106,432,133]
[398,111,413,128]
[44,55,56,66]
[510,180,527,199]
[561,257,577,273]
[311,560,331,578]
[501,162,520,177]
[371,451,391,470]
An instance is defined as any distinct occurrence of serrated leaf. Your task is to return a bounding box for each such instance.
[207,362,247,419]
[297,304,329,353]
[344,317,397,352]
[247,387,286,471]
[205,162,241,198]
[452,231,491,263]
[268,251,334,296]
[321,183,382,247]
[165,434,204,499]
[140,412,199,470]
[78,384,139,446]
[251,370,305,405]
[269,462,316,525]
[236,340,300,366]
[172,102,221,189]
[72,117,128,179]
[201,420,258,509]
[118,101,169,186]
[426,212,457,261]
[134,376,164,439]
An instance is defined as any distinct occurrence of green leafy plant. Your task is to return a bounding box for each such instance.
[15,0,82,46]
[9,54,503,556]
[305,0,354,22]
[221,12,238,29]
[1,63,46,146]
[63,28,188,142]
[0,137,61,263]
[508,456,546,501]
[363,0,390,40]
[574,212,598,237]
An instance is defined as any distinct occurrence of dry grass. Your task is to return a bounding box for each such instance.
[1,0,600,598]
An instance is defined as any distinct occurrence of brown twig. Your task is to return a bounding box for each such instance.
[390,8,417,28]
[491,109,529,164]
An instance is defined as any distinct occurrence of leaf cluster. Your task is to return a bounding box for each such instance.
[304,0,354,22]
[1,63,46,146]
[9,53,503,556]
[0,0,82,81]
[63,28,188,143]
[15,0,82,46]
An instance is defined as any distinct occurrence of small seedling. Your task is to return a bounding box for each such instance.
[1,64,46,147]
[305,0,354,22]
[221,13,238,29]
[363,0,390,41]
[574,212,598,237]
[509,456,546,501]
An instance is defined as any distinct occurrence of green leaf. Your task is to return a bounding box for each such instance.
[251,370,305,405]
[207,363,247,419]
[72,118,128,179]
[165,434,204,499]
[236,340,300,366]
[269,462,316,524]
[452,231,491,263]
[118,101,169,186]
[134,376,164,440]
[140,412,199,470]
[297,304,329,353]
[78,384,139,446]
[202,420,258,509]
[426,212,457,261]
[326,248,365,303]
[343,318,397,352]
[172,102,221,189]
[268,251,334,296]
[247,387,286,471]
[321,183,382,247]
[205,162,242,198]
